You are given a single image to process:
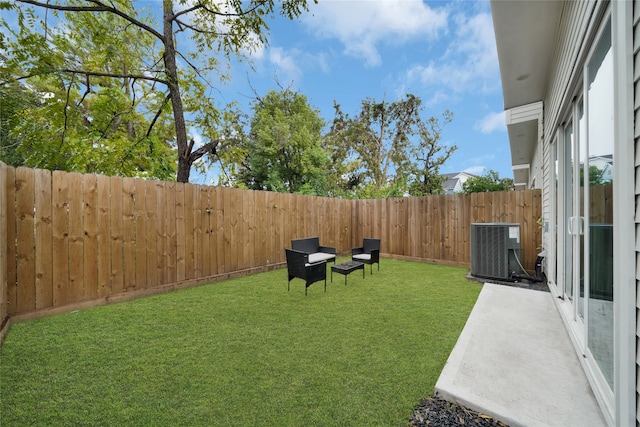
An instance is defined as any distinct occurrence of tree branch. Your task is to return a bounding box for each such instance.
[146,93,172,138]
[17,0,165,42]
[189,140,219,163]
[59,68,168,85]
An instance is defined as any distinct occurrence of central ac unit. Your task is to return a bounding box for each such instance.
[470,223,521,281]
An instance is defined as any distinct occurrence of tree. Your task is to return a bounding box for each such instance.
[461,169,515,193]
[408,110,455,196]
[235,89,328,194]
[327,94,455,197]
[1,0,314,182]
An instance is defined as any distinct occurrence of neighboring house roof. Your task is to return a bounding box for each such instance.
[442,172,475,194]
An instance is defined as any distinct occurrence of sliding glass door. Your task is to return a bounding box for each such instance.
[557,15,613,392]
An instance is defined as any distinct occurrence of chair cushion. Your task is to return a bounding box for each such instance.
[308,252,335,264]
[352,253,371,261]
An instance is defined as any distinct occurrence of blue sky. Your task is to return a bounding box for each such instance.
[191,0,511,184]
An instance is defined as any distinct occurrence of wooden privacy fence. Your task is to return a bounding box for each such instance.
[0,163,541,325]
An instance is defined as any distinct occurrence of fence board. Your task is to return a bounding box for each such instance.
[15,168,35,313]
[200,185,211,277]
[184,183,195,280]
[82,174,98,300]
[166,182,177,284]
[134,179,147,289]
[175,182,186,282]
[215,186,225,274]
[0,163,6,322]
[110,177,124,295]
[51,171,69,309]
[192,184,202,278]
[155,181,167,285]
[207,186,217,275]
[34,169,53,309]
[96,175,111,298]
[145,180,158,288]
[122,178,136,290]
[65,173,83,303]
[5,167,16,314]
[242,189,253,270]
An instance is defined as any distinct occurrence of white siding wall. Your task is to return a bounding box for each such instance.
[634,0,640,423]
[541,1,595,256]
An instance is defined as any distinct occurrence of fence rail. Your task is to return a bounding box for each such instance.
[0,164,542,324]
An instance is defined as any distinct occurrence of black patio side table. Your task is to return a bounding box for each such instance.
[331,261,365,286]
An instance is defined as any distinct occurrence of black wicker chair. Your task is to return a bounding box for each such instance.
[351,238,381,274]
[285,249,327,295]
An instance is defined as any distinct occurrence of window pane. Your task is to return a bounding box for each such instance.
[586,18,613,389]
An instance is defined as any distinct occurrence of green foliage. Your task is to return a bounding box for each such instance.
[327,95,455,198]
[236,89,329,194]
[1,0,315,182]
[1,259,480,426]
[1,2,177,179]
[408,110,455,196]
[461,169,515,193]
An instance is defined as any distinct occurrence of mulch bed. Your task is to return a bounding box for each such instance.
[409,395,509,427]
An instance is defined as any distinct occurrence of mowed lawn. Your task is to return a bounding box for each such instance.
[0,259,481,426]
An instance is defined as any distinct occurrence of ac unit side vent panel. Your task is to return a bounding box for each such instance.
[470,223,520,281]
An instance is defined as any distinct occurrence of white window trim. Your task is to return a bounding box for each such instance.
[611,1,635,425]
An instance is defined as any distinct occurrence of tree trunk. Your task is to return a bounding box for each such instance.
[163,0,192,183]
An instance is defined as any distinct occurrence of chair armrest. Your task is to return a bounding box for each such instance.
[369,249,380,262]
[318,245,336,255]
[307,260,327,274]
[351,247,364,255]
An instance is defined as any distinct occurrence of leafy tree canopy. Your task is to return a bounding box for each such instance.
[461,169,515,193]
[234,89,328,194]
[0,0,315,182]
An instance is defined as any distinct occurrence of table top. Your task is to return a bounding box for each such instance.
[331,260,364,273]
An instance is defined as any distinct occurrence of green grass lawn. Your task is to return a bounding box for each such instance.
[0,259,481,426]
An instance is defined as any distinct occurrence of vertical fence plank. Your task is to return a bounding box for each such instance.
[145,180,158,288]
[134,179,147,289]
[207,186,217,275]
[192,184,202,278]
[34,169,53,310]
[51,171,69,308]
[66,173,84,303]
[175,182,186,282]
[15,168,35,313]
[110,176,124,295]
[155,181,167,286]
[96,175,111,298]
[242,189,253,270]
[5,167,16,314]
[228,188,240,270]
[166,182,177,284]
[184,183,195,280]
[200,185,211,278]
[0,163,6,322]
[122,178,136,291]
[83,174,98,301]
[214,186,225,274]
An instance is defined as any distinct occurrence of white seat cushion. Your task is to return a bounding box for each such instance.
[352,254,371,261]
[308,252,335,264]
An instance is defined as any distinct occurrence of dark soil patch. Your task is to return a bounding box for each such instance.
[409,395,509,427]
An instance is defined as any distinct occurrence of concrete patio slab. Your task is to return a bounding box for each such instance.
[435,283,606,427]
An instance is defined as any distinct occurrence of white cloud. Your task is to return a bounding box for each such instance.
[475,111,506,134]
[402,9,499,94]
[463,165,487,175]
[303,0,448,67]
[269,47,303,83]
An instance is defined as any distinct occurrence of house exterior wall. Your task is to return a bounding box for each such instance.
[633,1,640,424]
[540,0,596,265]
[533,1,637,425]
